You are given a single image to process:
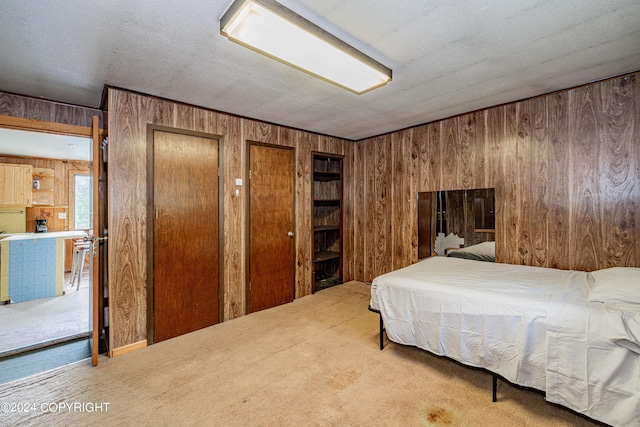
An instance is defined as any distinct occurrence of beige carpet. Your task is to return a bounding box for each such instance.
[0,281,602,426]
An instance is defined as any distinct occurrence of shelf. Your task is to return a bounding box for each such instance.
[314,225,340,232]
[32,167,55,206]
[313,171,340,182]
[314,273,340,291]
[314,250,340,262]
[314,199,340,206]
[313,154,342,289]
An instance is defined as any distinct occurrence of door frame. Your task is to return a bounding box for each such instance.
[0,114,106,364]
[245,141,296,313]
[145,124,224,344]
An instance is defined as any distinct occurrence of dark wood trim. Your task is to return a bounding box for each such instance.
[146,124,224,345]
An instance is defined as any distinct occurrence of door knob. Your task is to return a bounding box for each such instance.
[287,231,294,237]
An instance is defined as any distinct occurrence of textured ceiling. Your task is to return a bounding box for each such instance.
[0,0,639,140]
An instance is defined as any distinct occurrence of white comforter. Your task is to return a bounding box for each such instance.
[371,257,640,427]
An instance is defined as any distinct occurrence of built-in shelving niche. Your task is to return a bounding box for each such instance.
[312,154,343,292]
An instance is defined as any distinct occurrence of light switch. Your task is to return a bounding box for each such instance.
[235,178,243,186]
[58,212,67,219]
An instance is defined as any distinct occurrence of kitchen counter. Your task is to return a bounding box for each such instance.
[0,230,87,241]
[0,230,88,303]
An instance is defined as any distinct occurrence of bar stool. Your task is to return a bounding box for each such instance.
[71,239,91,290]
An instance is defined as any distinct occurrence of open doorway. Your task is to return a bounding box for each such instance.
[0,127,94,383]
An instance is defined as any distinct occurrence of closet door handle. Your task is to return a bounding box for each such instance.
[287,231,294,238]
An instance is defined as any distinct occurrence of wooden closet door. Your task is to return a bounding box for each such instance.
[153,130,219,342]
[248,144,295,313]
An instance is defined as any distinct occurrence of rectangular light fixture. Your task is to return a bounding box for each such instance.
[220,0,392,94]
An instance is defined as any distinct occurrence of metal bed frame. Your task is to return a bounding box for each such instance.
[369,305,498,402]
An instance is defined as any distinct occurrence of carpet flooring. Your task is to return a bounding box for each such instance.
[0,281,602,426]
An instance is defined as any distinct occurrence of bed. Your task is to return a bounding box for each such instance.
[369,256,640,427]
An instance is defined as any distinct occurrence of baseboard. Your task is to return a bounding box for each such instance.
[109,340,147,357]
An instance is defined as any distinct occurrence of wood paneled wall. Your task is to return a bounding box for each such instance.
[107,89,348,351]
[0,91,104,128]
[347,72,639,282]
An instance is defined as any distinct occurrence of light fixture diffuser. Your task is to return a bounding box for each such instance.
[220,0,392,94]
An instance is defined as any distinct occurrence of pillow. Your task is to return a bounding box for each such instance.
[588,267,640,305]
[604,302,640,355]
[447,241,495,262]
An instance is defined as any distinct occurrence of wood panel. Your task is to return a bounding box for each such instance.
[502,103,519,265]
[342,142,354,281]
[351,71,640,282]
[529,97,549,267]
[244,119,279,145]
[547,92,570,269]
[486,106,507,262]
[391,130,406,270]
[374,136,392,275]
[220,112,243,320]
[634,77,640,267]
[316,135,345,156]
[0,91,103,128]
[597,75,636,268]
[458,112,483,189]
[515,100,533,265]
[408,127,421,264]
[108,90,148,350]
[292,129,313,296]
[569,85,601,271]
[364,138,376,281]
[441,117,458,190]
[351,136,365,281]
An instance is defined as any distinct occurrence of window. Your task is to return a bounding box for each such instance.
[74,174,91,229]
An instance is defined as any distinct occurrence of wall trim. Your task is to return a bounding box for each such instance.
[0,114,103,137]
[109,340,147,357]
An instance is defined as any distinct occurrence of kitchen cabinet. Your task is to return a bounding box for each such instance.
[312,154,343,292]
[32,167,55,206]
[0,163,32,207]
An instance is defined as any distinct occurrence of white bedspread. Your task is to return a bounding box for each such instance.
[371,257,640,427]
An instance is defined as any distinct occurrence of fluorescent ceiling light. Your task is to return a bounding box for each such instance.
[220,0,392,94]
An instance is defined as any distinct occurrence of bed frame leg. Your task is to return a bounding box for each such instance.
[379,313,384,350]
[492,374,498,402]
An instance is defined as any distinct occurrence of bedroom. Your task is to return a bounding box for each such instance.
[0,0,639,426]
